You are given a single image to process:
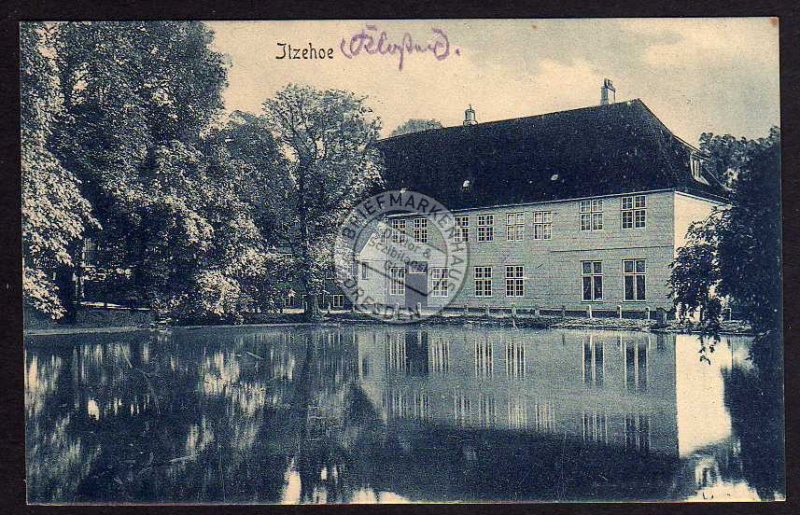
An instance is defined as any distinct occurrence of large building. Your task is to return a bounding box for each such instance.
[356,91,728,317]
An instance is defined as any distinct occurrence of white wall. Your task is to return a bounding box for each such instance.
[673,192,726,253]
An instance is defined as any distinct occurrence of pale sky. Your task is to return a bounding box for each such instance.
[207,19,779,143]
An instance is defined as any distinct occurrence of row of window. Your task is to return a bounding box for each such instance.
[583,338,649,391]
[471,265,525,298]
[385,336,648,390]
[577,195,648,232]
[390,218,429,243]
[385,259,647,301]
[284,293,345,308]
[386,387,648,446]
[386,195,647,244]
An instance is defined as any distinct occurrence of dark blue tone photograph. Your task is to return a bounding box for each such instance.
[21,19,783,504]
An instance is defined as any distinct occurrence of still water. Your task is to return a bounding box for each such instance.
[25,325,784,503]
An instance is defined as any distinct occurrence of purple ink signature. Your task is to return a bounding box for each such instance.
[339,25,460,71]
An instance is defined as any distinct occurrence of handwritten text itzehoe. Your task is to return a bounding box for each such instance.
[339,26,459,71]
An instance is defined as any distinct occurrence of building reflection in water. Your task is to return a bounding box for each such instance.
[361,329,671,456]
[24,326,783,503]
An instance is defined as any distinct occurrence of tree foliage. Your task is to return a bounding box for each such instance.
[199,112,291,315]
[388,118,443,138]
[261,84,383,318]
[21,21,294,323]
[43,21,271,322]
[670,242,721,327]
[22,23,385,324]
[21,23,96,318]
[698,132,762,187]
[670,128,781,372]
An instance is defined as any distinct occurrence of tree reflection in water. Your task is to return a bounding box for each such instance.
[24,326,784,503]
[722,361,785,500]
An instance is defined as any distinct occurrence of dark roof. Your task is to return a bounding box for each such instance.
[377,100,728,210]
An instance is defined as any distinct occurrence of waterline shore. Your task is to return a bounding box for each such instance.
[23,312,752,336]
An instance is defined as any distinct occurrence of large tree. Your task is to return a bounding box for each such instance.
[261,84,383,319]
[21,23,96,319]
[669,128,781,377]
[697,132,759,187]
[47,21,260,321]
[199,111,292,315]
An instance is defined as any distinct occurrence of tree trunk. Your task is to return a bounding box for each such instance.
[305,292,323,321]
[54,263,76,323]
[296,163,323,322]
[54,238,85,323]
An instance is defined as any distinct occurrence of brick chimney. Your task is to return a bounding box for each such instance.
[600,79,616,105]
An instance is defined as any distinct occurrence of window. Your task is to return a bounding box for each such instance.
[455,215,469,243]
[621,195,646,229]
[623,259,646,300]
[391,219,406,243]
[532,402,556,432]
[475,337,494,378]
[477,394,496,427]
[690,154,702,181]
[431,267,450,297]
[625,414,650,452]
[477,214,494,242]
[454,392,470,426]
[580,199,603,231]
[386,334,407,375]
[387,390,404,418]
[624,340,648,391]
[411,391,430,420]
[508,397,528,429]
[582,261,603,301]
[506,212,524,241]
[413,217,428,243]
[474,266,493,297]
[361,262,369,280]
[505,341,525,378]
[582,411,609,444]
[505,265,524,297]
[533,211,552,240]
[331,295,344,308]
[82,238,99,266]
[429,340,450,374]
[583,336,604,387]
[390,266,405,296]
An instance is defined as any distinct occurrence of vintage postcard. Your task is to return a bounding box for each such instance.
[22,19,783,503]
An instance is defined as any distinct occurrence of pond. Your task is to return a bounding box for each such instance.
[24,325,784,504]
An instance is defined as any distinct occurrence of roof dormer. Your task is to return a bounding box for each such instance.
[689,152,709,185]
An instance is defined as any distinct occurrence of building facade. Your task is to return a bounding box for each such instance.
[356,98,728,316]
